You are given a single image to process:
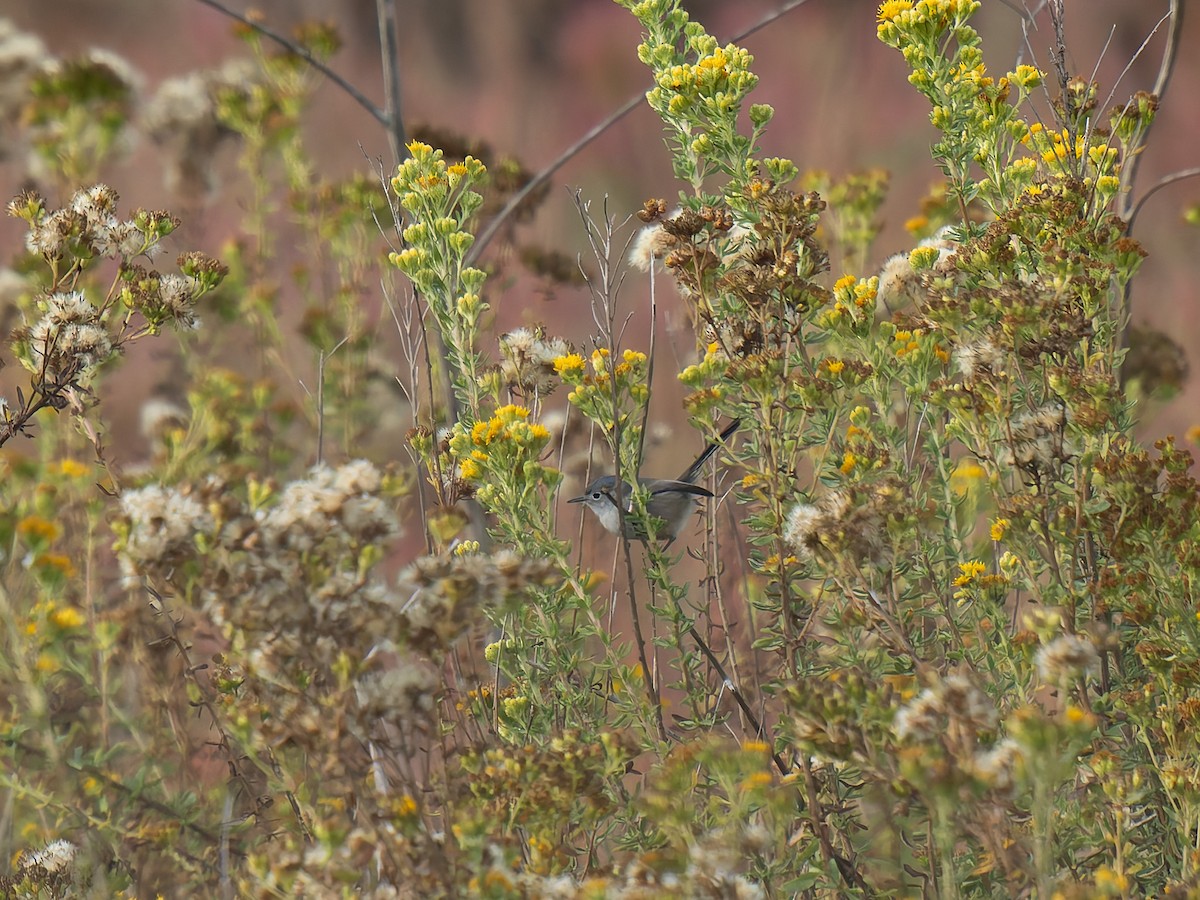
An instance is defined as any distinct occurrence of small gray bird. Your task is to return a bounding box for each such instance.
[569,419,740,545]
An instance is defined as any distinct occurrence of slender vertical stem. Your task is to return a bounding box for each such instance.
[375,0,408,164]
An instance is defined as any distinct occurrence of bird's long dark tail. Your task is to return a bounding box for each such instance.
[677,418,741,483]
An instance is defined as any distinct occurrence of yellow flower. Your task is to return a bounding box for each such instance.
[953,560,986,586]
[908,245,940,270]
[697,48,728,71]
[57,459,90,478]
[854,280,878,306]
[1088,145,1116,167]
[904,215,929,234]
[553,353,585,376]
[742,740,770,753]
[1012,65,1042,89]
[405,139,434,158]
[741,771,773,789]
[495,404,530,422]
[17,516,60,543]
[1093,866,1128,891]
[833,273,857,292]
[990,518,1010,541]
[826,359,845,375]
[840,451,858,474]
[36,554,76,577]
[50,606,85,629]
[877,0,914,21]
[502,695,529,718]
[1064,705,1095,727]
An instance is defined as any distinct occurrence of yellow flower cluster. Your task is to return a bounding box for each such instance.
[1022,124,1086,165]
[21,599,86,677]
[455,405,552,485]
[822,274,878,327]
[877,0,980,43]
[1011,64,1042,90]
[653,43,758,116]
[17,515,60,543]
[877,0,978,25]
[953,558,1008,601]
[468,405,550,452]
[678,342,729,390]
[390,141,486,210]
[953,560,986,586]
[57,458,90,478]
[552,352,585,377]
[388,141,489,314]
[892,328,922,358]
[561,346,650,425]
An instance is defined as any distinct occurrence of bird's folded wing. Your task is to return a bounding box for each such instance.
[647,480,714,498]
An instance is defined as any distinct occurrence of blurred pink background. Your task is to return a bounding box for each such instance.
[2,0,1197,468]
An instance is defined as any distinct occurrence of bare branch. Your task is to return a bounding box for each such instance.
[375,0,408,163]
[193,0,387,129]
[1119,1,1183,213]
[1127,166,1200,232]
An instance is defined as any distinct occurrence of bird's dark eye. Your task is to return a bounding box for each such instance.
[591,491,603,500]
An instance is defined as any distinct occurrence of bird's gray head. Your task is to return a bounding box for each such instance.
[569,475,713,543]
[568,475,631,536]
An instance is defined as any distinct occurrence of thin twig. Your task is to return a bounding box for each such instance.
[194,0,387,128]
[314,337,348,466]
[1009,0,1048,68]
[1094,10,1173,169]
[685,624,790,776]
[1127,166,1200,232]
[374,0,408,162]
[1121,1,1185,221]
